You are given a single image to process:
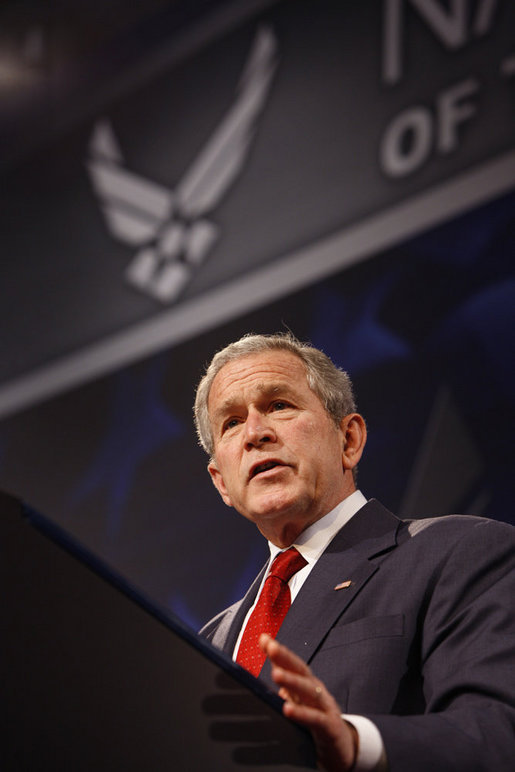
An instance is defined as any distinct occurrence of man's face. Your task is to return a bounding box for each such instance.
[207,350,355,546]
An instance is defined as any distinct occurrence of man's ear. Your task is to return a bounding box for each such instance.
[207,460,233,507]
[340,413,367,471]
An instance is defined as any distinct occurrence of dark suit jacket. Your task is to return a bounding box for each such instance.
[201,500,515,771]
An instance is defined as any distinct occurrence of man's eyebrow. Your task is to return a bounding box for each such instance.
[211,382,295,421]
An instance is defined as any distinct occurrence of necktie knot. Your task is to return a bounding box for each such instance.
[268,547,307,583]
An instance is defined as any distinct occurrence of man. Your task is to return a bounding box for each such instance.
[194,332,515,771]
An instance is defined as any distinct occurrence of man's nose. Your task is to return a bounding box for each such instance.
[244,410,276,447]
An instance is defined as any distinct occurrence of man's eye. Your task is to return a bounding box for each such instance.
[271,401,288,411]
[223,418,240,432]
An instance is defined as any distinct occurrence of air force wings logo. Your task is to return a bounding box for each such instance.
[87,26,278,303]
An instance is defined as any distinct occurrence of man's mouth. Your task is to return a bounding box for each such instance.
[249,460,285,480]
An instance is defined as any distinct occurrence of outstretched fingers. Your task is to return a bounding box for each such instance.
[259,633,307,673]
[258,634,358,770]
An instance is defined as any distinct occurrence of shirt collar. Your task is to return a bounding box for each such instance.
[268,490,368,565]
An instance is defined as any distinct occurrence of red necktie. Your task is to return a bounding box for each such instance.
[236,547,307,677]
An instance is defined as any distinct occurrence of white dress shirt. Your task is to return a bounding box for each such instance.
[233,491,387,771]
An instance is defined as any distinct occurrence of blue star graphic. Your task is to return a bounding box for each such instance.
[407,190,515,267]
[310,275,410,375]
[69,355,183,541]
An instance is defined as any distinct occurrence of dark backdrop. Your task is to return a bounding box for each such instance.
[0,0,514,630]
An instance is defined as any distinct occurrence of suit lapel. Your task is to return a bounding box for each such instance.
[216,561,269,656]
[259,500,401,682]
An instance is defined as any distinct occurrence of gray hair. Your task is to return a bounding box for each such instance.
[194,332,357,458]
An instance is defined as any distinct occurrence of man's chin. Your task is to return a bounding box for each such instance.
[244,494,302,525]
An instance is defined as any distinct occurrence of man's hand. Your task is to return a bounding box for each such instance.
[259,633,358,771]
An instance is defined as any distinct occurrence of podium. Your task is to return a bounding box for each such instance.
[0,492,316,770]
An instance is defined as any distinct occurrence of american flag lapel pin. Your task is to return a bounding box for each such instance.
[334,580,352,590]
